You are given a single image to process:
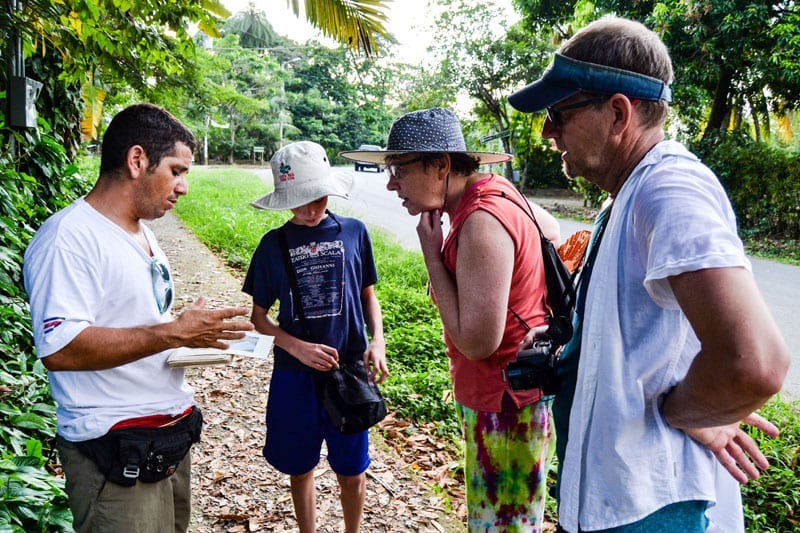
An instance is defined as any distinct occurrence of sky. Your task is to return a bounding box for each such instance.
[222,0,519,64]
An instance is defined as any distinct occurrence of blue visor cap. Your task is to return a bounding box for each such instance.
[508,53,672,112]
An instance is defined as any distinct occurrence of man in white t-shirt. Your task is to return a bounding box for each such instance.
[508,17,790,533]
[23,103,253,532]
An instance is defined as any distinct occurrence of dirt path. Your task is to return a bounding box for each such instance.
[147,211,466,532]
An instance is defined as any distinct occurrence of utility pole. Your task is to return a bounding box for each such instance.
[278,57,300,148]
[5,0,22,159]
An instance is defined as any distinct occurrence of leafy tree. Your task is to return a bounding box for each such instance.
[512,0,579,26]
[287,0,395,55]
[647,0,800,139]
[394,63,459,113]
[1,0,229,158]
[205,2,398,158]
[513,0,601,41]
[2,0,394,161]
[201,35,279,162]
[2,0,228,89]
[429,0,555,184]
[512,0,800,141]
[285,42,395,158]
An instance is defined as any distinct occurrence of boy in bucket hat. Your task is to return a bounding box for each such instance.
[342,108,561,531]
[243,140,389,532]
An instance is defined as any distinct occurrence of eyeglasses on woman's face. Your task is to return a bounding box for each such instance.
[385,157,424,180]
[546,96,610,128]
[150,258,174,314]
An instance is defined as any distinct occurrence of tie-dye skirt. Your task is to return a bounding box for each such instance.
[457,398,554,532]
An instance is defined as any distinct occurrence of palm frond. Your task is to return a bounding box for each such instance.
[286,0,394,56]
[198,0,231,37]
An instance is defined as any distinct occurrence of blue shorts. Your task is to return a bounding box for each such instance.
[587,500,709,532]
[263,369,370,477]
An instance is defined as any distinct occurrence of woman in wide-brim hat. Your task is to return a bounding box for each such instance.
[342,107,560,530]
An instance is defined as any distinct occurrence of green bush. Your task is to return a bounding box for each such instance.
[692,132,800,243]
[570,176,607,208]
[382,369,460,440]
[0,112,87,531]
[0,453,71,533]
[518,142,570,190]
[510,113,569,191]
[742,398,800,532]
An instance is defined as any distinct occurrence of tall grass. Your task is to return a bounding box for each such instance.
[176,169,283,268]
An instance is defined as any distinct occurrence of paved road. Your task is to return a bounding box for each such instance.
[249,166,799,400]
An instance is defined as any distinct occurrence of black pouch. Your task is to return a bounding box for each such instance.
[317,360,387,435]
[539,235,575,345]
[76,406,203,487]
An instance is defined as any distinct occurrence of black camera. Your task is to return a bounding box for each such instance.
[503,339,559,395]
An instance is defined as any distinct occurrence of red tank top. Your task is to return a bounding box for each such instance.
[441,175,549,412]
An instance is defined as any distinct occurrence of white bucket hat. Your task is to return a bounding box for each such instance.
[251,141,353,210]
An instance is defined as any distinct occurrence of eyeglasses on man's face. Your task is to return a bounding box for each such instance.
[546,96,610,127]
[151,258,173,314]
[385,157,423,180]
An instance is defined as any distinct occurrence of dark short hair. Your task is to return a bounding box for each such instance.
[99,103,196,177]
[448,153,480,175]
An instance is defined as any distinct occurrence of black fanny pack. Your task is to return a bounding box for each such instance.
[76,406,203,487]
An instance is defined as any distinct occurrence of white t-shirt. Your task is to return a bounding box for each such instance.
[23,198,193,441]
[559,141,749,532]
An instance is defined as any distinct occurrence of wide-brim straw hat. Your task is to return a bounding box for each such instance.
[339,107,512,165]
[251,141,353,211]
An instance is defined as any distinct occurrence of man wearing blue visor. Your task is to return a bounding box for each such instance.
[509,17,789,533]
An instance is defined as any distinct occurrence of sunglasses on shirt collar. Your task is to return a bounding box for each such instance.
[150,258,173,314]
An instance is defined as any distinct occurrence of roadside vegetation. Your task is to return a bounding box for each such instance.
[0,146,92,530]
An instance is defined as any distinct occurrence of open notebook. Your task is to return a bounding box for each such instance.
[167,331,274,368]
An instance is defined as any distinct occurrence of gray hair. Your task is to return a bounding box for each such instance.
[560,17,673,127]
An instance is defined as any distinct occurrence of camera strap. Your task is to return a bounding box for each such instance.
[484,188,577,345]
[573,201,614,318]
[276,226,313,340]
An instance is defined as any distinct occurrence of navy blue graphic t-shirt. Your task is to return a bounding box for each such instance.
[242,214,378,371]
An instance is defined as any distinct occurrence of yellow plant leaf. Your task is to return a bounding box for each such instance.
[80,85,106,141]
[68,11,82,36]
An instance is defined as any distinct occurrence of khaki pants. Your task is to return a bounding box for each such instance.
[56,436,192,533]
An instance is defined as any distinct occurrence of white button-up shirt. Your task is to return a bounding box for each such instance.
[559,141,748,532]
